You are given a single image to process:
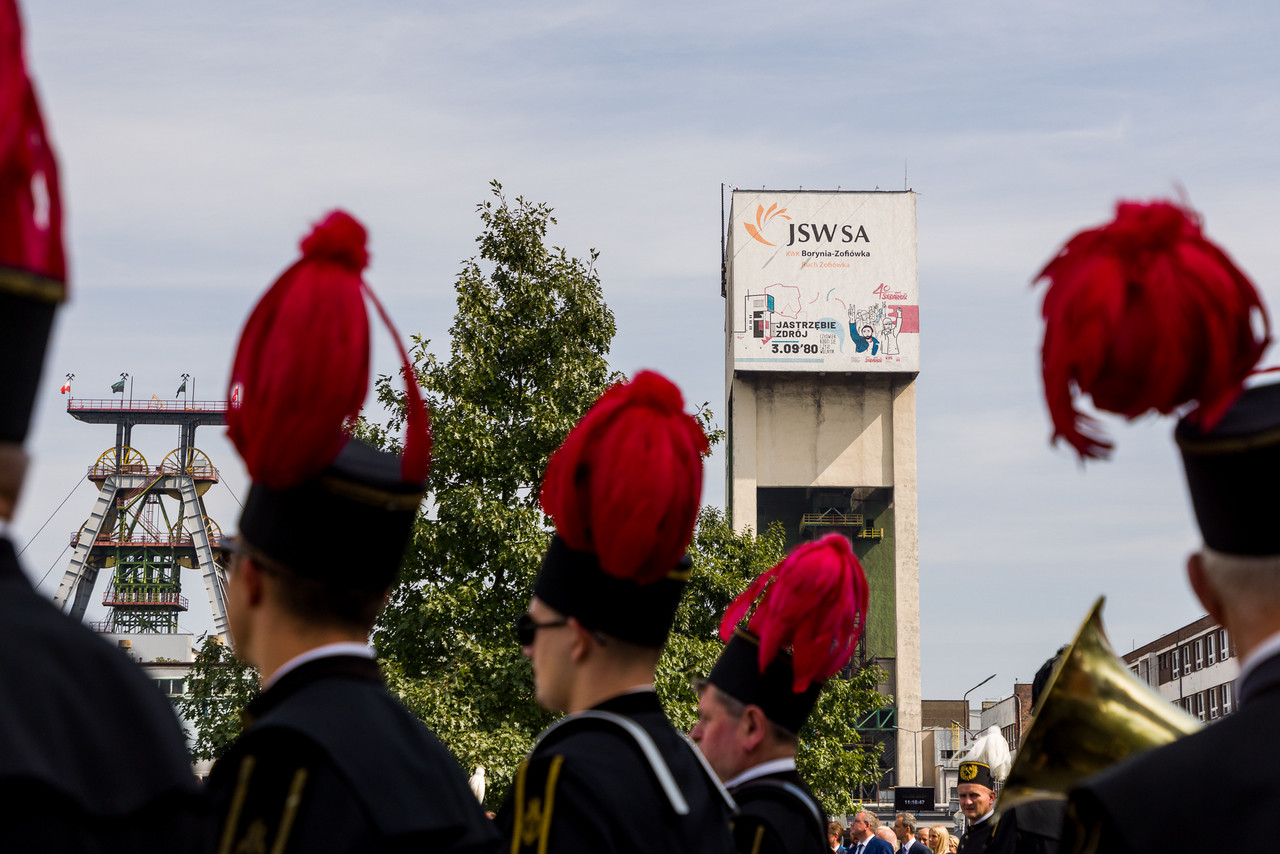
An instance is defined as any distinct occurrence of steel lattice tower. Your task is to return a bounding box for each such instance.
[52,395,231,637]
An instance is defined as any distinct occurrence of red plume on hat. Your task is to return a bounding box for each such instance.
[227,210,430,489]
[0,0,65,284]
[540,369,709,585]
[719,533,869,693]
[1037,200,1270,460]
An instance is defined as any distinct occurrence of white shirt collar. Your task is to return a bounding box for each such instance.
[723,756,797,790]
[263,641,375,691]
[1235,628,1280,698]
[972,808,995,826]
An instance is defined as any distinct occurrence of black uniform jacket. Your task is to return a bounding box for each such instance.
[957,815,995,854]
[206,653,499,854]
[1063,647,1280,852]
[728,767,827,854]
[985,800,1062,854]
[497,690,736,854]
[0,538,202,852]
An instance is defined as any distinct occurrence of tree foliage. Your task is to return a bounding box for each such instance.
[365,181,884,816]
[367,181,618,809]
[176,634,259,762]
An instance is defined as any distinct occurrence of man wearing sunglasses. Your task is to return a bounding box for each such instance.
[497,371,735,854]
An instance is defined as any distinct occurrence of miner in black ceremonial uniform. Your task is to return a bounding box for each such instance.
[0,3,202,850]
[1061,383,1280,849]
[982,652,1064,854]
[1027,200,1280,850]
[954,728,1010,854]
[205,210,498,854]
[496,370,736,854]
[691,533,872,854]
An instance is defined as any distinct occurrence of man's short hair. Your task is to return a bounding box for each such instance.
[595,629,663,668]
[895,812,917,833]
[1200,548,1280,617]
[699,681,800,748]
[828,820,844,837]
[857,810,879,830]
[245,545,385,633]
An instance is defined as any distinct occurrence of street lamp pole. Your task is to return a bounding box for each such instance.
[962,672,997,737]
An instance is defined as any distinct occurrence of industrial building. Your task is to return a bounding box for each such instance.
[723,189,922,793]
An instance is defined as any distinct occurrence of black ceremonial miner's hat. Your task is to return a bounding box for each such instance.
[535,371,709,647]
[238,438,425,591]
[706,534,869,734]
[1,0,67,445]
[227,210,431,590]
[1176,381,1280,557]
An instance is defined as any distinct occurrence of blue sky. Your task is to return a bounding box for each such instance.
[13,1,1280,702]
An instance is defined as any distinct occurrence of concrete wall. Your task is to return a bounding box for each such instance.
[727,370,921,785]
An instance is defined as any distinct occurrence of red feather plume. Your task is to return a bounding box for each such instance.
[227,210,430,489]
[719,533,869,693]
[1037,200,1270,459]
[540,370,709,584]
[0,0,65,283]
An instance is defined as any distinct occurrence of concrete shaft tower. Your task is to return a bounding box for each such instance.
[723,189,921,792]
[52,393,231,638]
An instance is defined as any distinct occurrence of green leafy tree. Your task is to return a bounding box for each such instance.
[366,181,884,815]
[367,181,618,809]
[176,634,259,762]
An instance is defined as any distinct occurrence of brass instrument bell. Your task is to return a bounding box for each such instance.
[997,596,1202,814]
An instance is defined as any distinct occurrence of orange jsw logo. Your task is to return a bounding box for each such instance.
[744,203,790,247]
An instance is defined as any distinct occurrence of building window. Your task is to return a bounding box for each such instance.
[1194,693,1205,721]
[1182,646,1192,672]
[1209,689,1219,719]
[154,678,184,696]
[1172,650,1181,678]
[940,750,955,759]
[1222,683,1233,715]
[1195,639,1204,670]
[1221,630,1230,659]
[1208,634,1216,665]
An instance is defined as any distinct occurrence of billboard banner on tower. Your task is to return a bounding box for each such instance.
[726,190,918,373]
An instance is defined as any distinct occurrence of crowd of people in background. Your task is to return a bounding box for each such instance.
[828,813,958,854]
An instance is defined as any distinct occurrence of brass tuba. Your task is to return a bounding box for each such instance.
[997,596,1202,814]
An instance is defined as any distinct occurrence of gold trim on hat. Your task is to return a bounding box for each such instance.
[318,475,425,511]
[0,266,65,304]
[1177,423,1280,455]
[667,563,692,581]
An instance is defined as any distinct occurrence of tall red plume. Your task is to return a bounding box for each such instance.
[540,370,709,584]
[1037,200,1270,460]
[719,533,869,693]
[0,0,66,283]
[227,210,430,488]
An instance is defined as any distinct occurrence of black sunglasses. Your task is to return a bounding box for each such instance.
[516,612,569,646]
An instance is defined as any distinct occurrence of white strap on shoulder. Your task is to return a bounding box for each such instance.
[535,710,691,815]
[676,731,738,813]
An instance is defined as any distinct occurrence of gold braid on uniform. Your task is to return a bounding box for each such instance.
[217,754,311,854]
[510,755,565,854]
[218,757,257,854]
[269,769,309,854]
